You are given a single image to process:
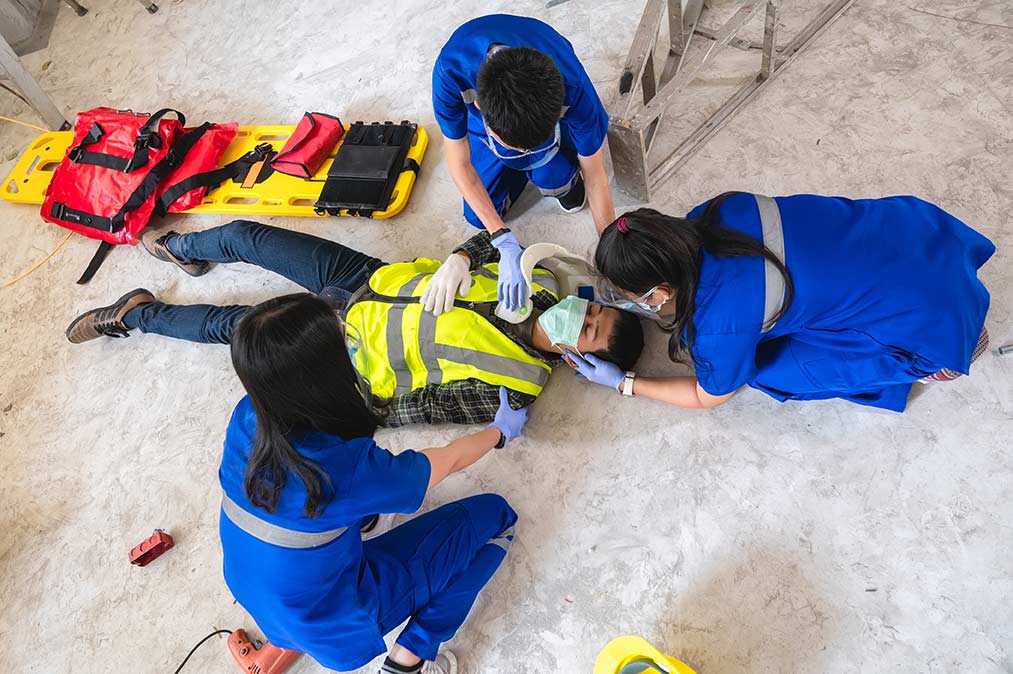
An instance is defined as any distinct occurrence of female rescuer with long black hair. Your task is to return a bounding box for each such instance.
[218,293,528,674]
[566,192,994,412]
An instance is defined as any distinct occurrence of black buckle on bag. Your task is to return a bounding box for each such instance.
[252,142,273,160]
[51,202,66,219]
[67,147,83,162]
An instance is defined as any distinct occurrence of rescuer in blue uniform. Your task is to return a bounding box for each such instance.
[429,14,614,316]
[567,192,994,412]
[219,293,529,674]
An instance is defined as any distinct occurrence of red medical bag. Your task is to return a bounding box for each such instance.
[39,107,239,283]
[162,122,239,213]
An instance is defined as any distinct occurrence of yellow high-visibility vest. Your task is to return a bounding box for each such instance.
[344,258,560,400]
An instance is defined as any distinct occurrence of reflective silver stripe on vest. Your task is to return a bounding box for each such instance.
[387,273,430,394]
[472,266,497,281]
[473,265,559,297]
[221,493,347,549]
[753,194,787,333]
[417,311,444,386]
[433,344,549,388]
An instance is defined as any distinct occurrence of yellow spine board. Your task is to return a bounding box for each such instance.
[1,123,428,220]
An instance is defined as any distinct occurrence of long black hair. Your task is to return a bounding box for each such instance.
[594,192,794,362]
[230,293,378,518]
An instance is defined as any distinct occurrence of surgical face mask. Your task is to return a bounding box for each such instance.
[537,295,588,353]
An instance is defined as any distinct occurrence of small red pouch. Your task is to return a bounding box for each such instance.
[271,112,345,179]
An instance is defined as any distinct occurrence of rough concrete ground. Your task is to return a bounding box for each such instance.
[0,1,1011,673]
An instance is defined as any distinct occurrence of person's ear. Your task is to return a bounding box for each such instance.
[651,285,675,305]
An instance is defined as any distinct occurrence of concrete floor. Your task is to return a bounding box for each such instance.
[1,1,1011,672]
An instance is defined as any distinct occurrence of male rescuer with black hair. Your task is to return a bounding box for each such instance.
[428,14,617,318]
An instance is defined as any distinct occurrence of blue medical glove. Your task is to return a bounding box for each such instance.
[487,386,528,446]
[491,231,527,311]
[565,351,625,390]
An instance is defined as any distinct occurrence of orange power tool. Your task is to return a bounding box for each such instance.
[228,629,302,674]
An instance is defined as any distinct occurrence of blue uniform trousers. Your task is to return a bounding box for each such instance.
[366,494,517,661]
[463,130,580,228]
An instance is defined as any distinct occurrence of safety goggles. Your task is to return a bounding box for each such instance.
[597,280,668,314]
[485,122,561,161]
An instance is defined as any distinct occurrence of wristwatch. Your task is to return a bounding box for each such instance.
[489,227,512,241]
[494,430,507,449]
[620,371,636,397]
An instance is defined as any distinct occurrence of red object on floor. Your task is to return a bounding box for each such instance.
[228,629,302,674]
[128,529,174,566]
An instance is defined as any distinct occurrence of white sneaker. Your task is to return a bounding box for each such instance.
[361,513,396,541]
[420,650,458,674]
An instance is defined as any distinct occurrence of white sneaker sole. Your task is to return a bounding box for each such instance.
[436,650,458,674]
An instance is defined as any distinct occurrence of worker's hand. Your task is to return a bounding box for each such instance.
[421,253,472,316]
[491,231,527,311]
[487,386,528,446]
[564,351,625,390]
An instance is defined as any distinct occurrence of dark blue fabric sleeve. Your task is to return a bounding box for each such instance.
[692,331,762,396]
[351,441,431,515]
[565,72,609,157]
[687,201,708,219]
[432,61,469,140]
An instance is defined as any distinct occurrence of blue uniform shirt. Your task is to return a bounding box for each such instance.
[432,14,609,157]
[686,193,994,411]
[219,397,430,671]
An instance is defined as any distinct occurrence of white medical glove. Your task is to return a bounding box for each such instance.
[421,252,472,316]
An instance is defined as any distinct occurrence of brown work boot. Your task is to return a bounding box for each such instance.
[140,229,210,277]
[66,288,155,344]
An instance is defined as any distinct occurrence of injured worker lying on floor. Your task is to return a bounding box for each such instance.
[66,220,644,426]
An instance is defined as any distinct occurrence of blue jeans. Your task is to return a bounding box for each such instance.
[124,220,384,343]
